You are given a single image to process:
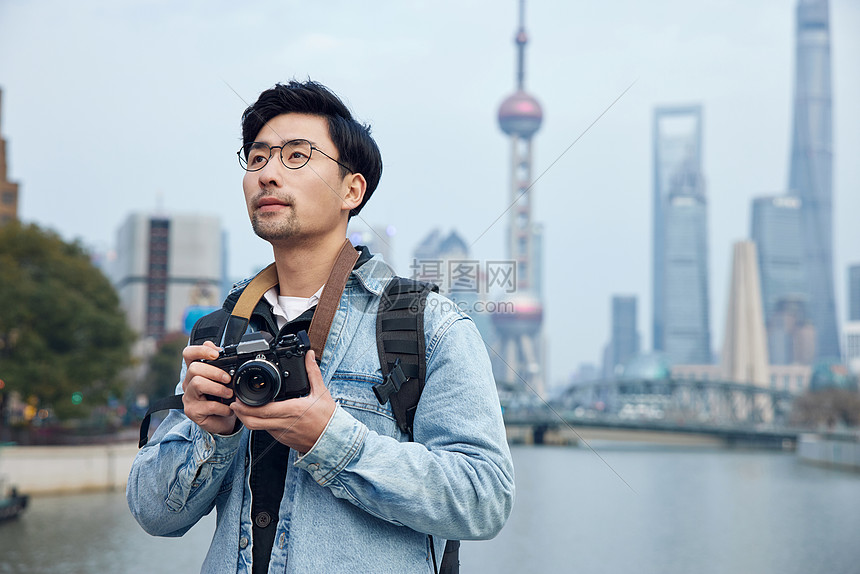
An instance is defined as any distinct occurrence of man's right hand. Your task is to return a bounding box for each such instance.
[181,341,238,436]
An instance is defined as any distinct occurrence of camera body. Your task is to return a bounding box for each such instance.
[199,330,311,407]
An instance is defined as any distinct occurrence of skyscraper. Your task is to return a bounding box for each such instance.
[751,195,815,364]
[604,295,640,378]
[112,212,226,340]
[848,264,860,322]
[751,196,805,316]
[846,264,860,373]
[0,88,20,225]
[788,0,839,359]
[652,105,711,365]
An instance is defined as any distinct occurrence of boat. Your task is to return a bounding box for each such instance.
[0,442,28,521]
[0,481,28,521]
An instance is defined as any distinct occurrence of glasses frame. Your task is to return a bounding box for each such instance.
[237,139,352,173]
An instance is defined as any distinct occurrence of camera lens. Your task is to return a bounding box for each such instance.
[234,359,281,406]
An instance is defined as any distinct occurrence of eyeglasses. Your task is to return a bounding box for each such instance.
[237,139,352,173]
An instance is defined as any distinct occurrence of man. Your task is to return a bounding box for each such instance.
[127,80,514,573]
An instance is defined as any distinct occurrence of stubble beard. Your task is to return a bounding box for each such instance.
[251,208,300,242]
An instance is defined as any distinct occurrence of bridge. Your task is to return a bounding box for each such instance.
[499,377,805,448]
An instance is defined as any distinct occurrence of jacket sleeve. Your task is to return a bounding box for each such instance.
[295,311,515,541]
[126,361,243,537]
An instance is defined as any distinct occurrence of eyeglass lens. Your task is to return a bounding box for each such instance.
[239,140,313,171]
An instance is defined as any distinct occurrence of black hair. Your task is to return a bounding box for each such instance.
[241,80,382,217]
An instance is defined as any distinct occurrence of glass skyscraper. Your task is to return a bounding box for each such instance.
[849,264,860,322]
[788,0,839,359]
[751,196,815,364]
[652,105,711,365]
[751,196,806,316]
[607,295,639,377]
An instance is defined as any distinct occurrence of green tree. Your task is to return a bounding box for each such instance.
[0,222,134,419]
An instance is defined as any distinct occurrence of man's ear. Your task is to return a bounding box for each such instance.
[341,172,367,214]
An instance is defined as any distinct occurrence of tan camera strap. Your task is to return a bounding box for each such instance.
[231,238,360,360]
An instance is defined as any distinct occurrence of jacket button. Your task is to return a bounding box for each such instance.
[255,512,272,528]
[239,536,249,549]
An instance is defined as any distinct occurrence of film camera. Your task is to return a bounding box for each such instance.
[199,330,311,406]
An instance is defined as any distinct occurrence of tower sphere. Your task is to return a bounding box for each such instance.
[492,294,543,336]
[498,90,543,138]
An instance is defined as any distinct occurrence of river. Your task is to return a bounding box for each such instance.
[1,445,858,573]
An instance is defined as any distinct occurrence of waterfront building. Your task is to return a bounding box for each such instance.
[411,228,496,344]
[604,295,640,378]
[412,228,469,269]
[767,297,816,365]
[112,212,226,340]
[844,322,860,374]
[848,264,860,322]
[652,105,711,366]
[750,196,814,364]
[788,0,839,359]
[492,0,546,396]
[721,241,769,387]
[0,88,20,225]
[411,228,470,299]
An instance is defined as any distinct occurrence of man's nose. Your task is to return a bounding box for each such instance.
[256,152,285,187]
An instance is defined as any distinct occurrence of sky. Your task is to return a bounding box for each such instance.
[1,0,858,387]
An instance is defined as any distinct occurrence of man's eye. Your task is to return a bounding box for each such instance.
[248,152,267,164]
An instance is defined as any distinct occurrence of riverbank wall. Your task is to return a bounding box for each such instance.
[0,442,139,495]
[797,433,860,472]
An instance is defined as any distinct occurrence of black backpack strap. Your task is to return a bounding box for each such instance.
[440,540,460,573]
[138,394,185,448]
[373,277,436,438]
[189,308,232,346]
[372,278,458,574]
[138,310,232,448]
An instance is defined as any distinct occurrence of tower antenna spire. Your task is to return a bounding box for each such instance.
[516,0,527,90]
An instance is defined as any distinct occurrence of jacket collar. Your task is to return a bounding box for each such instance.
[224,246,393,314]
[349,252,395,296]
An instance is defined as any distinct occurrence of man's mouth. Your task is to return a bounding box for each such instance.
[256,196,290,212]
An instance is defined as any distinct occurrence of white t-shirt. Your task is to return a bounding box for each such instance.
[263,285,324,329]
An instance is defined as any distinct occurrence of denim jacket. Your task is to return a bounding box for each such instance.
[127,254,515,573]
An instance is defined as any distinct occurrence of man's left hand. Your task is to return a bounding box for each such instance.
[230,350,336,453]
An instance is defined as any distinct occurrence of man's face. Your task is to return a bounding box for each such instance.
[242,113,352,245]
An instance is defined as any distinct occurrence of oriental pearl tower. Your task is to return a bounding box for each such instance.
[493,0,545,397]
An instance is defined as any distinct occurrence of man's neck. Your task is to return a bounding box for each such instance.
[271,233,348,298]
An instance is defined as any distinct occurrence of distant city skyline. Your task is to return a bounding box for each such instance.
[1,0,858,386]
